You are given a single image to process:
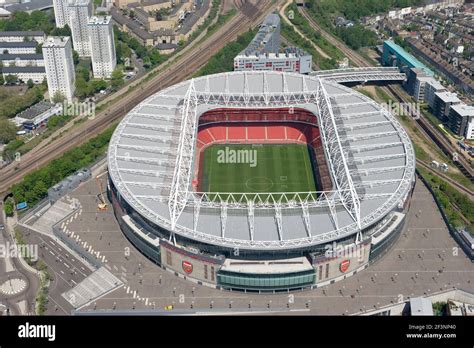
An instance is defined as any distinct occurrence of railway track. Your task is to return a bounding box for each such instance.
[0,0,280,195]
[298,7,368,67]
[417,160,473,199]
[386,84,474,181]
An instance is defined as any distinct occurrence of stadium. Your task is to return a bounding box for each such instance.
[107,71,416,292]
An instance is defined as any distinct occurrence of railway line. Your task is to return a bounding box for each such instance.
[0,0,280,196]
[386,84,474,182]
[417,161,473,198]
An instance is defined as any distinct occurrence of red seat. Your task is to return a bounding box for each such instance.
[247,125,266,140]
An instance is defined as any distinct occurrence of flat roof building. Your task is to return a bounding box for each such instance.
[68,0,93,57]
[0,53,44,67]
[424,78,447,109]
[42,36,76,102]
[88,16,116,78]
[1,66,46,84]
[234,14,311,74]
[433,91,461,121]
[13,101,62,129]
[0,31,45,44]
[448,103,474,139]
[382,40,433,76]
[0,41,37,54]
[240,13,280,56]
[53,0,70,28]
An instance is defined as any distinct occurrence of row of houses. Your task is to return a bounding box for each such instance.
[0,31,47,84]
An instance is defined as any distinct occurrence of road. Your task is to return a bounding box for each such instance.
[0,0,283,196]
[0,205,40,315]
[18,225,93,315]
[298,6,473,186]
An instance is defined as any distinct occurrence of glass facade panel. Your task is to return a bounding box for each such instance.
[217,270,316,291]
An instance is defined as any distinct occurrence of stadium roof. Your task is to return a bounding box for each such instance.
[108,71,415,251]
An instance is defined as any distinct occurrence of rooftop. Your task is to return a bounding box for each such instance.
[426,78,445,91]
[2,66,45,73]
[0,53,43,60]
[410,297,434,316]
[221,256,314,274]
[43,36,71,48]
[0,41,37,48]
[88,15,112,25]
[69,0,91,7]
[435,91,461,103]
[241,13,280,55]
[15,101,57,120]
[0,31,45,37]
[384,40,433,76]
[4,0,53,13]
[450,103,474,117]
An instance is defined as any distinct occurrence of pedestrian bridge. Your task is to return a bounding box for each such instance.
[311,67,406,84]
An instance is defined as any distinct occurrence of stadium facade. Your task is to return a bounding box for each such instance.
[107,71,416,292]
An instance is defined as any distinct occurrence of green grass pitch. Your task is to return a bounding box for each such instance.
[199,144,317,199]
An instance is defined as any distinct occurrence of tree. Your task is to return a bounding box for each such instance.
[111,68,124,91]
[0,74,4,85]
[90,79,107,93]
[4,198,14,217]
[51,24,71,37]
[75,65,90,82]
[52,91,65,104]
[75,76,93,99]
[27,79,35,89]
[5,74,18,85]
[0,118,17,144]
[72,50,80,65]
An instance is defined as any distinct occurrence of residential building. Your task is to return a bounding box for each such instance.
[234,14,311,74]
[424,78,446,109]
[0,41,37,54]
[382,40,433,76]
[88,16,116,78]
[406,67,427,99]
[53,0,70,28]
[448,104,474,139]
[68,0,93,57]
[241,13,280,56]
[0,31,45,44]
[42,36,76,102]
[1,66,46,84]
[432,91,461,121]
[0,54,44,67]
[234,48,312,74]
